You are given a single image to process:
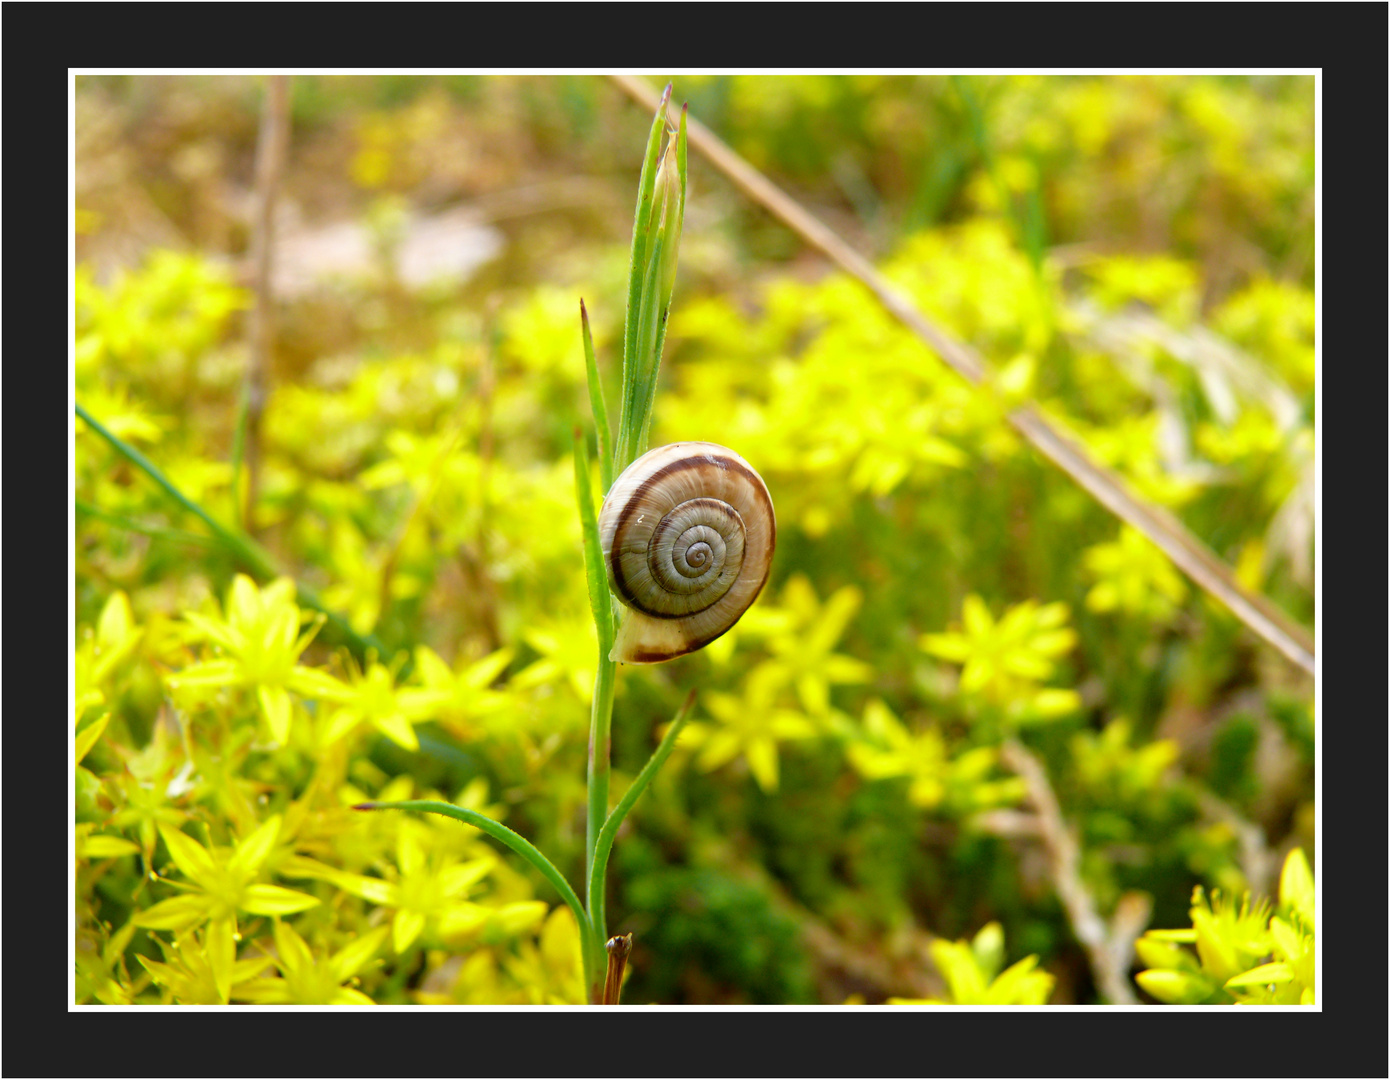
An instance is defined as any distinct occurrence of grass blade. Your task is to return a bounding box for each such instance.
[615,83,673,475]
[580,300,613,492]
[587,690,697,947]
[572,427,614,650]
[77,401,390,664]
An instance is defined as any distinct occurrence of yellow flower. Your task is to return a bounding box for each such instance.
[323,658,448,752]
[168,575,347,744]
[889,923,1054,1005]
[137,926,275,1005]
[677,665,818,792]
[235,922,389,1004]
[133,816,319,1002]
[921,595,1081,723]
[287,828,498,954]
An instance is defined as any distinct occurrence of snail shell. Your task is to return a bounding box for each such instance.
[599,442,775,664]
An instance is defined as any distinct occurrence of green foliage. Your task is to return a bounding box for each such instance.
[617,845,817,1005]
[1135,848,1315,1005]
[75,75,1313,1005]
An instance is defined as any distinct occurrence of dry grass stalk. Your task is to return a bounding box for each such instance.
[242,75,292,532]
[999,739,1149,1004]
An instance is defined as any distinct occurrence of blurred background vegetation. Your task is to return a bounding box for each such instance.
[75,74,1315,1005]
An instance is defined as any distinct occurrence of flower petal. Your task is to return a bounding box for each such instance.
[132,893,216,931]
[258,684,293,745]
[373,711,419,752]
[745,739,779,792]
[329,926,391,984]
[206,916,236,1005]
[157,825,219,888]
[332,874,397,906]
[393,909,426,953]
[330,986,377,1005]
[227,815,280,878]
[75,713,112,764]
[81,833,142,859]
[240,884,321,915]
[272,919,316,978]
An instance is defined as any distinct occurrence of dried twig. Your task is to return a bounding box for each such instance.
[999,739,1148,1004]
[607,75,1314,678]
[242,74,292,533]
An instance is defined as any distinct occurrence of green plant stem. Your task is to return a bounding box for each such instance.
[575,85,688,1002]
[614,84,672,477]
[580,300,613,494]
[572,425,619,1000]
[355,799,598,996]
[585,655,617,944]
[587,690,696,940]
[77,401,390,664]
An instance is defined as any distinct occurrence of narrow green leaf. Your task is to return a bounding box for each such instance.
[621,236,667,469]
[617,83,673,475]
[587,690,697,943]
[77,401,392,665]
[78,402,274,575]
[620,102,687,468]
[573,428,614,651]
[620,84,672,415]
[648,104,688,406]
[580,300,613,493]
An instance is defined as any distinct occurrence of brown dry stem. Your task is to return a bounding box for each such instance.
[242,75,292,533]
[999,739,1150,1004]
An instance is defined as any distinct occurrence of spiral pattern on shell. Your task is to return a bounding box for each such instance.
[599,442,775,664]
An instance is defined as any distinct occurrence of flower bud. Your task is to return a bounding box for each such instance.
[651,132,684,303]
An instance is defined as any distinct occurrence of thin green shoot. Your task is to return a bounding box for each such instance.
[580,300,613,493]
[77,401,390,664]
[586,690,696,954]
